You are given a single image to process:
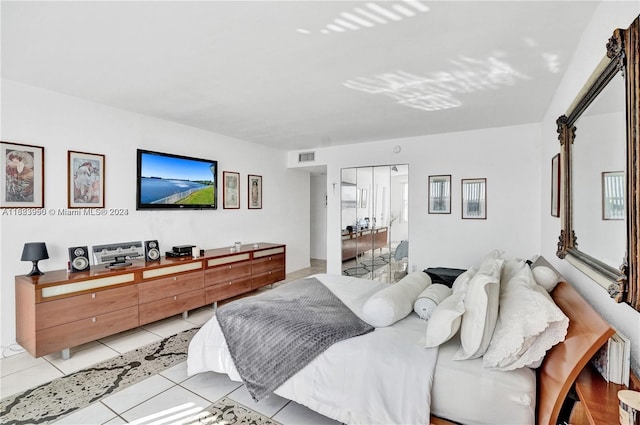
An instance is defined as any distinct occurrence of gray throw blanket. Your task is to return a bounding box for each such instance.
[216,277,375,401]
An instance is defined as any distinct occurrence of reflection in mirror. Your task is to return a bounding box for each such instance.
[341,164,409,283]
[571,72,626,269]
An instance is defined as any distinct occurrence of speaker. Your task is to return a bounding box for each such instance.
[68,246,90,272]
[144,240,161,262]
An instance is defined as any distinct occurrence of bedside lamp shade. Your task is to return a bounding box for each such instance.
[21,242,49,276]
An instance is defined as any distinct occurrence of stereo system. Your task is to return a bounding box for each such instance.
[144,240,161,262]
[67,240,197,271]
[68,246,90,272]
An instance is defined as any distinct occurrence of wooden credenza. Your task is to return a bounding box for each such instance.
[15,243,285,358]
[341,227,388,261]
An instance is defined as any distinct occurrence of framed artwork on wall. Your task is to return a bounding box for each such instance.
[248,174,262,209]
[68,150,105,208]
[0,141,45,208]
[602,170,624,220]
[551,154,560,217]
[223,171,240,209]
[462,178,486,219]
[428,174,451,214]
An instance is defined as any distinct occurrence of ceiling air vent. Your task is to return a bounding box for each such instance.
[298,152,315,163]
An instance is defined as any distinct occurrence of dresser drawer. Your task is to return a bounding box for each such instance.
[205,261,252,286]
[138,271,204,304]
[35,305,138,357]
[252,268,285,289]
[35,284,138,330]
[205,276,253,303]
[252,253,285,274]
[139,288,204,325]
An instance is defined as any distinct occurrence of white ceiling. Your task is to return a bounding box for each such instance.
[1,1,608,151]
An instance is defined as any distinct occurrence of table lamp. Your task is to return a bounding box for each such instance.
[21,242,49,276]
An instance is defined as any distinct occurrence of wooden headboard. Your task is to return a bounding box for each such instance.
[535,262,615,425]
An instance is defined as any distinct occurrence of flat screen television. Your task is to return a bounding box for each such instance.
[136,149,218,210]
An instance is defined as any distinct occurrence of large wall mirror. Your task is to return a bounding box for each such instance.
[556,16,639,310]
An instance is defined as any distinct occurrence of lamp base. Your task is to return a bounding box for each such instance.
[27,261,44,276]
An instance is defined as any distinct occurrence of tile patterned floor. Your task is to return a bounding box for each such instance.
[1,259,337,425]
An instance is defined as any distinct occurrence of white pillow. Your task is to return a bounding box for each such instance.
[483,265,569,370]
[425,291,465,347]
[532,266,561,292]
[453,257,504,360]
[414,284,452,320]
[452,267,476,294]
[362,271,431,327]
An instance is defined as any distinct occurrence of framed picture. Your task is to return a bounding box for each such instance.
[223,171,240,209]
[462,178,486,219]
[602,171,624,220]
[551,154,560,217]
[1,141,45,208]
[68,150,105,208]
[248,174,262,209]
[428,174,451,214]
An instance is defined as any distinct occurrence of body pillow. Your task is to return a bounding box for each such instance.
[414,284,452,320]
[362,271,431,327]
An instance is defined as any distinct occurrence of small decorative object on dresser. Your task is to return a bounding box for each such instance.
[0,141,45,208]
[67,150,105,209]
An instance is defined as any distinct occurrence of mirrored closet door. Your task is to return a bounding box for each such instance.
[341,164,409,282]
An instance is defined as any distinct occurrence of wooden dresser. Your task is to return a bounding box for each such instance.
[15,242,285,358]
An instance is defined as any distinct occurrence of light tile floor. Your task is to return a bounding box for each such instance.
[1,259,338,425]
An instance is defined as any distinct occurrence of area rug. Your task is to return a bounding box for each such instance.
[342,255,389,277]
[1,328,199,424]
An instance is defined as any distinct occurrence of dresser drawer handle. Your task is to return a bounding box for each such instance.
[228,282,232,286]
[92,317,96,323]
[173,277,177,281]
[173,296,177,301]
[268,271,272,275]
[91,293,96,299]
[268,257,272,260]
[228,265,232,269]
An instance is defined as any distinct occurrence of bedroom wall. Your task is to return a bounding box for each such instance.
[288,122,542,276]
[0,79,311,352]
[539,4,640,375]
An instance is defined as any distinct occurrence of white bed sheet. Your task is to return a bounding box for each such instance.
[187,274,537,425]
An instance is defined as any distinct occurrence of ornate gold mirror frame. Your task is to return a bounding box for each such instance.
[556,16,639,310]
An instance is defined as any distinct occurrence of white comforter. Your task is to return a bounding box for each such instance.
[187,274,439,425]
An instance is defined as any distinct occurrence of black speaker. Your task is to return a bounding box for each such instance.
[144,240,161,262]
[68,246,90,272]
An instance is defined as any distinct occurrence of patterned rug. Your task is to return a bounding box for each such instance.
[342,255,389,277]
[0,329,280,425]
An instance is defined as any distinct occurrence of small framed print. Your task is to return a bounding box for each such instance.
[551,154,560,217]
[428,174,451,214]
[248,174,262,209]
[462,178,486,219]
[68,150,105,208]
[1,141,45,208]
[602,170,624,220]
[223,171,240,209]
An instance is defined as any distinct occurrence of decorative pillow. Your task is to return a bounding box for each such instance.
[451,267,476,294]
[453,257,504,360]
[532,266,561,292]
[362,271,431,327]
[414,284,452,320]
[424,291,465,347]
[483,265,569,370]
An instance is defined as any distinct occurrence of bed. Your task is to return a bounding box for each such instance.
[187,256,614,425]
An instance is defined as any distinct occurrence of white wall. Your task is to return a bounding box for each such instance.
[289,122,542,276]
[0,79,310,351]
[540,4,640,375]
[310,174,327,260]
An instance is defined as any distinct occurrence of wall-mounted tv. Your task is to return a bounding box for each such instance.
[136,149,218,210]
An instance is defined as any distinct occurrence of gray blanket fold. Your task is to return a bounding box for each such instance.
[216,277,375,401]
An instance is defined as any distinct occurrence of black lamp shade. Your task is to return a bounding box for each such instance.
[21,242,49,276]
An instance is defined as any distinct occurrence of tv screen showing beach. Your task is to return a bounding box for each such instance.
[136,150,217,210]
